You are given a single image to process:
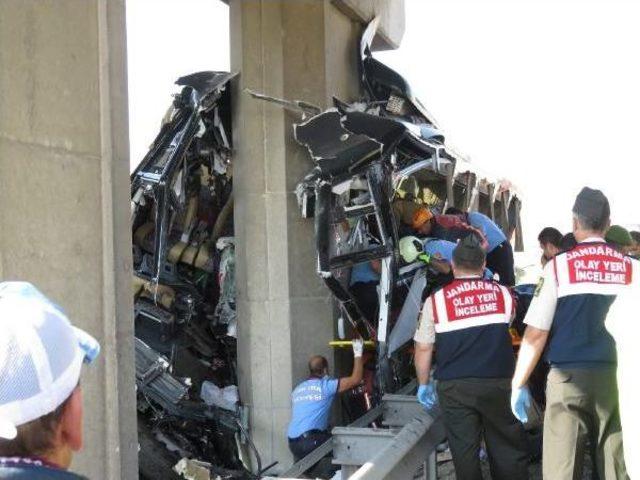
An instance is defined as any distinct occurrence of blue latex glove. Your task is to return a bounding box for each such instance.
[417,383,438,409]
[511,386,532,423]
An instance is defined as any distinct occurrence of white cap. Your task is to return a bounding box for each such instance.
[0,282,100,440]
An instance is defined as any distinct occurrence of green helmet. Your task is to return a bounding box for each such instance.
[399,236,424,263]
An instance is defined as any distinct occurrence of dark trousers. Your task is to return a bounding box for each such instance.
[486,240,515,286]
[288,431,331,461]
[543,368,628,480]
[438,378,529,480]
[288,431,336,478]
[350,281,379,323]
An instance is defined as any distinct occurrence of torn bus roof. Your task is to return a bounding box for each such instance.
[293,109,383,177]
[294,108,444,187]
[360,16,439,128]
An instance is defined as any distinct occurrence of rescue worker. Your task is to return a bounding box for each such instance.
[414,235,529,480]
[511,187,632,480]
[446,207,516,286]
[349,260,380,323]
[560,232,577,252]
[538,227,563,263]
[0,282,101,480]
[605,224,634,255]
[287,339,364,465]
[604,257,640,479]
[392,198,424,237]
[630,231,640,259]
[400,235,495,281]
[411,207,487,247]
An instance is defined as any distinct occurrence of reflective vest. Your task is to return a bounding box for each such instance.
[547,241,634,368]
[431,278,515,380]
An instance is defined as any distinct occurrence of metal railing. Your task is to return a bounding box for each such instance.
[266,381,445,480]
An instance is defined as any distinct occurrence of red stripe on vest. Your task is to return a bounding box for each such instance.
[431,295,439,324]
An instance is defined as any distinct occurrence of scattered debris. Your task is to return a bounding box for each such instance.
[201,382,239,412]
[174,458,214,480]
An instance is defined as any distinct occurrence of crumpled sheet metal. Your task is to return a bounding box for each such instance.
[387,269,426,356]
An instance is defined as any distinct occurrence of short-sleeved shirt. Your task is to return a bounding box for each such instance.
[350,262,380,285]
[605,257,640,479]
[414,296,437,345]
[521,259,558,332]
[431,215,488,250]
[525,237,635,367]
[287,376,339,439]
[423,239,456,261]
[466,212,507,252]
[423,239,494,280]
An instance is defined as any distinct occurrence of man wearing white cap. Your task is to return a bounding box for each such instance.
[0,282,100,479]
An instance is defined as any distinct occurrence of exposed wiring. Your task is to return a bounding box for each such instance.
[235,418,262,479]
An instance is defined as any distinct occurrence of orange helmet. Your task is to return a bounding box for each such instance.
[412,207,433,229]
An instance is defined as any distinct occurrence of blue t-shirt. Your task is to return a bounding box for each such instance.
[350,262,380,285]
[423,239,456,261]
[287,376,339,439]
[466,212,506,252]
[423,239,494,280]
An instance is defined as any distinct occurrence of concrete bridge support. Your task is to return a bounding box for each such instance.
[0,0,404,476]
[230,0,405,471]
[0,1,137,478]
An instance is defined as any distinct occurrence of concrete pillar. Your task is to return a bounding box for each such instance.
[230,0,404,471]
[0,1,137,479]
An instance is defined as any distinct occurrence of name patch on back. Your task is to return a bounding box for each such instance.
[443,280,506,321]
[565,244,632,285]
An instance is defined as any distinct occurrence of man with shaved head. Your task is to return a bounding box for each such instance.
[308,356,329,377]
[287,339,364,467]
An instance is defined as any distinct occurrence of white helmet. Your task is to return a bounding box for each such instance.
[399,236,424,263]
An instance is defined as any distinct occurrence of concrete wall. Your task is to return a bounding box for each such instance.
[0,1,138,478]
[230,0,404,472]
[332,0,405,49]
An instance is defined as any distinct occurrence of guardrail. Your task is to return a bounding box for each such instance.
[275,381,416,478]
[265,381,446,480]
[343,407,443,479]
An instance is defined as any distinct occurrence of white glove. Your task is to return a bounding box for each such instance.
[352,338,364,358]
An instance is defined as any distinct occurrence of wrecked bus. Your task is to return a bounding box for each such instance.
[291,18,524,395]
[128,17,524,479]
[130,72,255,479]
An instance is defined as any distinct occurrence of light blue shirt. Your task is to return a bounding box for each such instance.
[423,239,456,261]
[287,376,339,438]
[466,212,506,252]
[423,239,494,280]
[350,262,380,285]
